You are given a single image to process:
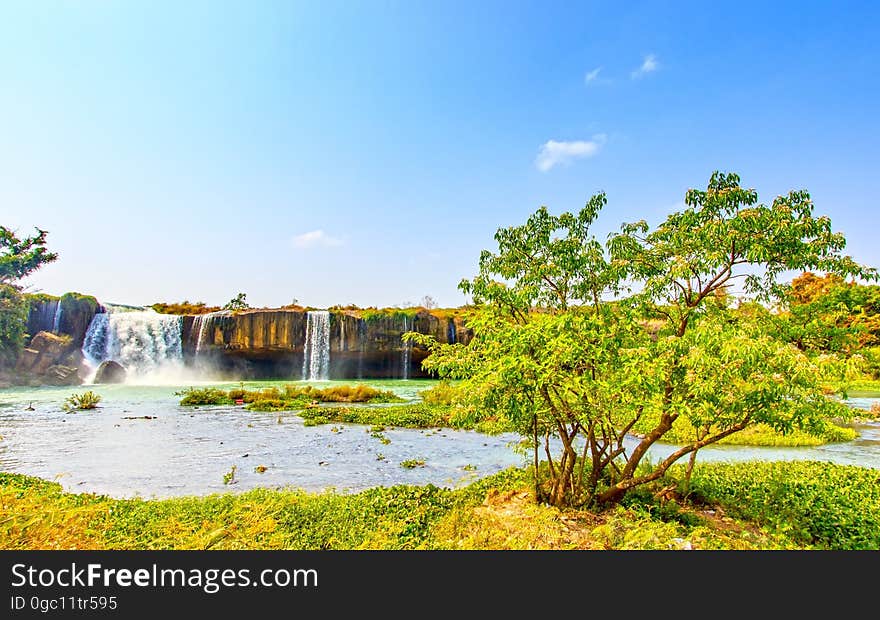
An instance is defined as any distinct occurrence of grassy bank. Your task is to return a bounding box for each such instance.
[299,403,512,435]
[632,415,857,447]
[178,382,862,447]
[3,461,878,550]
[177,385,403,411]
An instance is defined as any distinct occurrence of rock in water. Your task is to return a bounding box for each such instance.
[94,360,127,384]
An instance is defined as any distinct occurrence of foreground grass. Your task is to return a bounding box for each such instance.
[3,461,877,550]
[669,461,880,550]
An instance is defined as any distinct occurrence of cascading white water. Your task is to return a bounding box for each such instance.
[356,320,365,380]
[401,315,411,380]
[191,314,205,354]
[340,316,346,352]
[52,301,63,334]
[193,310,228,356]
[302,310,330,381]
[82,308,184,383]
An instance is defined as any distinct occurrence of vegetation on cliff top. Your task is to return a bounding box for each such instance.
[3,461,876,550]
[152,301,221,315]
[24,292,60,304]
[327,304,466,323]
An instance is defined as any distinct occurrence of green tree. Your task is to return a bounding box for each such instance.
[777,272,880,354]
[223,292,250,311]
[0,284,29,366]
[411,172,875,508]
[0,226,59,367]
[0,227,58,285]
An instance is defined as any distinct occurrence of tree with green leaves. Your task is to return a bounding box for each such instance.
[410,172,875,508]
[0,227,58,286]
[0,227,59,367]
[0,284,29,366]
[223,292,250,311]
[777,271,880,354]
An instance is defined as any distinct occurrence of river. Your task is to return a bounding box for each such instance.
[1,380,877,498]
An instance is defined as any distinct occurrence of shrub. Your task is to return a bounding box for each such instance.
[62,391,101,412]
[419,380,460,405]
[151,301,220,315]
[673,461,880,549]
[246,398,306,412]
[177,384,404,410]
[176,388,231,406]
[400,459,426,469]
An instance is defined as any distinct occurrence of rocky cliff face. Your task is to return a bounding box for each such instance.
[182,309,472,379]
[14,331,86,385]
[26,293,101,347]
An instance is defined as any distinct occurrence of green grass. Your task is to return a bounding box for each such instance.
[823,378,880,395]
[177,387,233,406]
[177,384,404,410]
[298,403,513,434]
[418,380,460,405]
[633,412,857,447]
[0,469,527,550]
[3,461,878,550]
[668,461,880,550]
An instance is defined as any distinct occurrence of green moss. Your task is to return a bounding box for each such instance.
[60,292,98,306]
[24,293,60,304]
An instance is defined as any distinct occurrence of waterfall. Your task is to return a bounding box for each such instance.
[447,318,457,344]
[82,307,184,382]
[302,310,330,381]
[356,320,365,380]
[339,316,346,352]
[29,298,60,334]
[401,315,411,380]
[193,310,227,356]
[192,314,205,354]
[51,301,63,334]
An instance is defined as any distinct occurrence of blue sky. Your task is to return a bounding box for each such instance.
[2,1,878,308]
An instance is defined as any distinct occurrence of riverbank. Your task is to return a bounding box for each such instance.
[2,461,877,550]
[175,382,863,447]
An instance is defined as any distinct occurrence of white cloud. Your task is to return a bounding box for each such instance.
[631,54,658,79]
[535,135,606,172]
[291,229,343,249]
[584,67,602,84]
